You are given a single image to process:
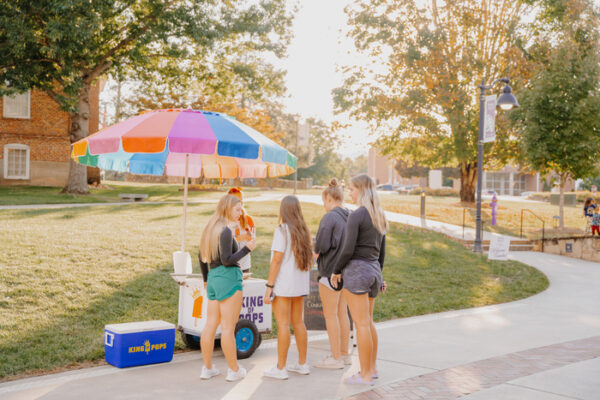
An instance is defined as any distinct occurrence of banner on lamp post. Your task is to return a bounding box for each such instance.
[482,95,497,143]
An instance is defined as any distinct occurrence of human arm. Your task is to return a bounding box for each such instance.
[332,209,362,274]
[199,253,209,285]
[378,235,386,271]
[219,227,252,266]
[314,214,334,255]
[264,251,283,304]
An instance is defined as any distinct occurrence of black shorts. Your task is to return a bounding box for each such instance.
[342,259,382,298]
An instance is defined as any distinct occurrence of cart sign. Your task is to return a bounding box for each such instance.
[482,95,497,143]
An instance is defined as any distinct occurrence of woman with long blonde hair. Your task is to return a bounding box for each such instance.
[263,196,313,379]
[331,174,387,386]
[198,195,256,382]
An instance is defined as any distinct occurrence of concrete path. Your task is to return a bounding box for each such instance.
[1,252,598,400]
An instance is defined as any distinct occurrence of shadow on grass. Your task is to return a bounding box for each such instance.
[10,203,172,219]
[0,264,181,379]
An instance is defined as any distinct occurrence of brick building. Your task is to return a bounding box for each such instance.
[0,85,101,187]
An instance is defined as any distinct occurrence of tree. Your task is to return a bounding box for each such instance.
[514,0,600,227]
[297,118,346,185]
[333,0,533,202]
[0,0,293,193]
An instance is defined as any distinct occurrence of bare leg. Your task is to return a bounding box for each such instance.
[338,291,350,357]
[291,296,308,365]
[219,290,243,371]
[319,283,342,359]
[369,297,378,376]
[201,299,221,369]
[273,296,292,369]
[343,289,373,382]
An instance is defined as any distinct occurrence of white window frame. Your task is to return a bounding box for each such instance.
[3,144,30,180]
[3,90,31,119]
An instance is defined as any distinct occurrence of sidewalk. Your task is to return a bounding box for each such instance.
[1,251,598,399]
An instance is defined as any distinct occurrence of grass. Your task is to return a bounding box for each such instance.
[378,193,588,239]
[0,201,548,380]
[0,182,323,206]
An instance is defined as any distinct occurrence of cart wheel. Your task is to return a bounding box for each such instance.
[181,332,200,350]
[235,319,259,359]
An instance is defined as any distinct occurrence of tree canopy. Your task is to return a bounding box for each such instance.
[0,0,293,192]
[333,0,534,201]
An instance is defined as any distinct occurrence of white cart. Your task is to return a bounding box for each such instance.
[171,272,272,359]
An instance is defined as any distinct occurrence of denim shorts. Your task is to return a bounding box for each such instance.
[342,259,382,298]
[206,265,242,301]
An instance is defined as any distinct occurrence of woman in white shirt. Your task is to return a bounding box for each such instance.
[263,196,313,379]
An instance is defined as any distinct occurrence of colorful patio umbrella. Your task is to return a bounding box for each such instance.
[71,108,297,252]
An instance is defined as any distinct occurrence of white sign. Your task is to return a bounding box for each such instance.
[488,234,511,260]
[482,95,497,143]
[429,169,442,189]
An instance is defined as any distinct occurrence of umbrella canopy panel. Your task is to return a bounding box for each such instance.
[71,109,297,179]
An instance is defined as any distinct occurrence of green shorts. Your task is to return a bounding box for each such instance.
[206,265,243,301]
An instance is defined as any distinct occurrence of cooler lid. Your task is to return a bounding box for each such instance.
[105,320,175,334]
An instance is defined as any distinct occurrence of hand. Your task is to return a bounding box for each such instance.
[313,252,319,260]
[264,287,273,304]
[330,273,341,289]
[237,232,252,242]
[246,237,257,251]
[381,280,387,294]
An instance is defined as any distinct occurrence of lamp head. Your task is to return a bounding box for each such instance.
[497,84,519,110]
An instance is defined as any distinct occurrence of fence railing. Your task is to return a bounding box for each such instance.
[520,208,545,251]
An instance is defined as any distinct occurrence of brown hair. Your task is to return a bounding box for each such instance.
[279,196,313,271]
[199,195,241,263]
[350,174,388,234]
[322,178,344,203]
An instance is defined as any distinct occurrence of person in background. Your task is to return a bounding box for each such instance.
[583,197,596,233]
[591,209,600,236]
[331,174,387,386]
[263,196,313,380]
[198,195,256,382]
[228,187,255,273]
[314,179,351,369]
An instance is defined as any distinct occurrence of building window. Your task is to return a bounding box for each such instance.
[3,144,30,179]
[3,90,31,119]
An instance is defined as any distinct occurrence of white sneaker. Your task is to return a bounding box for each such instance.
[226,366,247,382]
[314,354,344,369]
[263,365,289,380]
[287,362,310,375]
[342,354,352,365]
[200,366,220,380]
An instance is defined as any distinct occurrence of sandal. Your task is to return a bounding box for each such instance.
[344,372,375,386]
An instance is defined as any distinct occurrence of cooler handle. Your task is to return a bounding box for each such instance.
[105,331,114,347]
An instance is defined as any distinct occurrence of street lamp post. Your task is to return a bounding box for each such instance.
[473,78,519,253]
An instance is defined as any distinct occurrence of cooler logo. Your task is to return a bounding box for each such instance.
[191,288,203,327]
[128,340,167,354]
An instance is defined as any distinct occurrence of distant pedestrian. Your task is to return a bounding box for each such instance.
[314,178,351,369]
[591,209,600,236]
[263,196,313,380]
[331,174,387,386]
[584,197,596,217]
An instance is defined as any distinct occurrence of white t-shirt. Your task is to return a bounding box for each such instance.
[271,224,310,297]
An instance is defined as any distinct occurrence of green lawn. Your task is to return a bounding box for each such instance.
[379,193,587,239]
[0,201,548,379]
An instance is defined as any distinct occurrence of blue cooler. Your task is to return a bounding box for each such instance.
[104,320,175,368]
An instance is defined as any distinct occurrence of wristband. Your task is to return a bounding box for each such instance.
[266,283,274,289]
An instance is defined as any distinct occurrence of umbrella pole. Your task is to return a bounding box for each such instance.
[181,153,190,252]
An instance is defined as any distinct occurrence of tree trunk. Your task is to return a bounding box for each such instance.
[459,160,477,203]
[559,173,566,229]
[62,85,91,194]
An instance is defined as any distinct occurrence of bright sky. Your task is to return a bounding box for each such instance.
[277,0,374,158]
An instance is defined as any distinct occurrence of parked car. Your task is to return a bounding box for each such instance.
[377,184,394,191]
